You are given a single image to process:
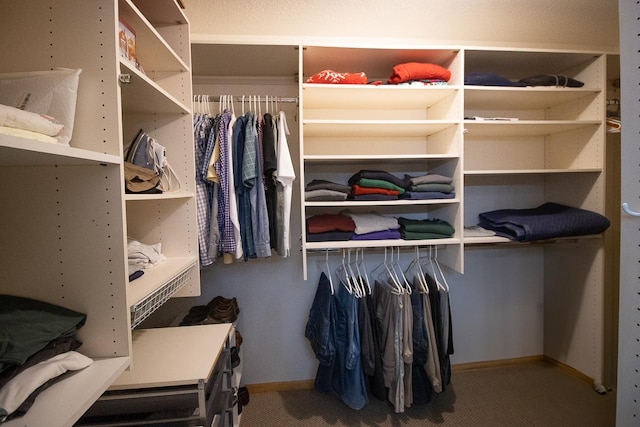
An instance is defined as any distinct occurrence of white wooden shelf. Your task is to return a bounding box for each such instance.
[303,84,459,109]
[305,198,459,207]
[132,0,190,27]
[463,234,603,245]
[120,61,191,114]
[3,357,130,427]
[0,134,120,167]
[119,0,189,73]
[464,168,602,175]
[463,120,601,137]
[464,86,601,110]
[125,190,196,201]
[303,120,457,137]
[109,324,231,390]
[303,153,458,161]
[305,237,461,250]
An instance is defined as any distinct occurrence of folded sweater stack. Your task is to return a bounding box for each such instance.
[400,173,455,200]
[0,295,92,422]
[347,170,409,201]
[398,217,455,240]
[305,179,351,202]
[306,213,355,242]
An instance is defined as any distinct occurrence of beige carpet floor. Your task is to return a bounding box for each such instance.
[239,361,616,427]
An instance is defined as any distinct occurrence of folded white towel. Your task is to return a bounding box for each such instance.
[0,351,93,421]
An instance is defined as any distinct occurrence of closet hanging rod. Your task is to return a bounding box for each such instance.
[195,95,298,104]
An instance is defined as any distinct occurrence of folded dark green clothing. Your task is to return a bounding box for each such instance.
[398,217,455,235]
[410,183,455,193]
[356,178,405,194]
[348,170,410,189]
[401,230,453,240]
[0,295,86,370]
[404,173,453,185]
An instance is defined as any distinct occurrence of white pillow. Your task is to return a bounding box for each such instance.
[0,68,81,145]
[0,104,63,137]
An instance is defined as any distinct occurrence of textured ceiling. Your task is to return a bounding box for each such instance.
[183,0,619,51]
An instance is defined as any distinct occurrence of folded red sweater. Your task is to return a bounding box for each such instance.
[388,62,451,84]
[307,214,356,234]
[351,184,400,196]
[307,69,368,84]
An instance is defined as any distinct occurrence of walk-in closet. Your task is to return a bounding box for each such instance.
[1,0,634,426]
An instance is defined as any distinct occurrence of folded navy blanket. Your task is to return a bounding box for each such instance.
[478,202,610,241]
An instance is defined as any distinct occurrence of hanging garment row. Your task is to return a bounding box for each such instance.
[305,247,454,413]
[194,95,296,267]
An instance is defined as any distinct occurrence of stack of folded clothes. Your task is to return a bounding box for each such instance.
[306,70,368,84]
[464,72,584,88]
[401,173,455,200]
[305,179,351,202]
[0,295,92,422]
[478,202,610,242]
[343,211,401,240]
[398,217,455,240]
[347,170,409,201]
[305,213,355,242]
[387,62,451,86]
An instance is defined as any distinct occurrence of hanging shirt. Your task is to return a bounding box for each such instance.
[214,110,236,257]
[194,113,215,267]
[275,110,295,257]
[226,113,242,261]
[234,114,254,260]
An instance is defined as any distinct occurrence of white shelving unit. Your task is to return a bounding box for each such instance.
[298,44,607,386]
[462,48,607,387]
[300,46,465,278]
[0,1,199,425]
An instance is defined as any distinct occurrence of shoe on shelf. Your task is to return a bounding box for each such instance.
[206,295,240,323]
[179,305,208,325]
[230,346,240,368]
[235,330,243,348]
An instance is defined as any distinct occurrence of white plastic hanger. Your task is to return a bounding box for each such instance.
[433,246,450,292]
[355,248,372,295]
[392,247,412,294]
[336,249,353,294]
[348,249,367,298]
[316,249,334,295]
[371,247,403,294]
[406,246,428,293]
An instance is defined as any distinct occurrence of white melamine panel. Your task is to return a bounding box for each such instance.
[616,0,640,424]
[544,240,605,386]
[0,164,130,358]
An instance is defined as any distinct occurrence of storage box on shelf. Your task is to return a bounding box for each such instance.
[300,46,464,278]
